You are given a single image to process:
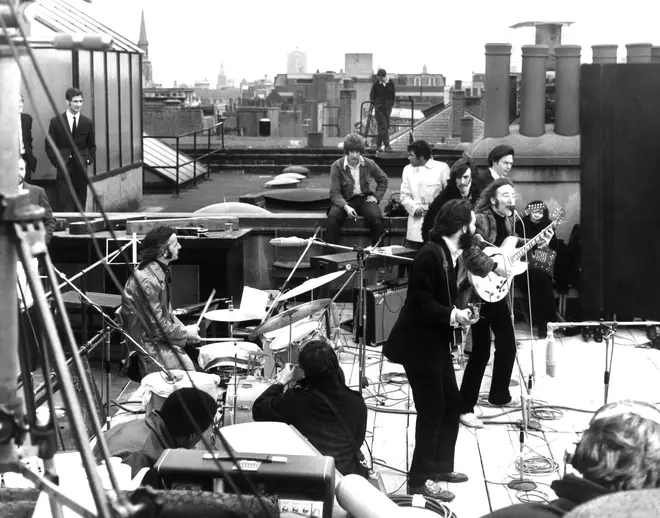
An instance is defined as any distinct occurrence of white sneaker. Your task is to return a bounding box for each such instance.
[460,413,484,429]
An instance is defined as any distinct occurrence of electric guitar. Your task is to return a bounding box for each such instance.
[469,208,565,303]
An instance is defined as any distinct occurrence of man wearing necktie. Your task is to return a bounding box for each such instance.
[45,87,96,212]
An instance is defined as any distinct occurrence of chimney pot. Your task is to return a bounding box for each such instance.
[520,45,549,138]
[592,44,618,64]
[626,43,653,63]
[484,43,512,138]
[554,45,581,137]
[451,89,465,138]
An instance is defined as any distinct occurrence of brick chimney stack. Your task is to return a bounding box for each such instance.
[626,43,652,63]
[592,45,618,64]
[483,43,512,138]
[520,45,548,137]
[554,45,581,137]
[451,79,465,138]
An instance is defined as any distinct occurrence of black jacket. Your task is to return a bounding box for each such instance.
[23,182,56,243]
[384,239,457,369]
[46,112,96,171]
[480,475,612,517]
[21,113,37,174]
[422,183,482,243]
[252,381,367,476]
[369,79,395,112]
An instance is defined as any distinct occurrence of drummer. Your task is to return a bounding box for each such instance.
[252,340,368,476]
[120,226,200,379]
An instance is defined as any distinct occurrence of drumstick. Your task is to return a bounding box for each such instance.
[196,288,217,328]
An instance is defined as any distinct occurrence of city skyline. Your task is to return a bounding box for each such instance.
[89,0,659,87]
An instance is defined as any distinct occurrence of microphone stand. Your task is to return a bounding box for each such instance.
[308,233,400,395]
[600,315,618,405]
[262,226,322,323]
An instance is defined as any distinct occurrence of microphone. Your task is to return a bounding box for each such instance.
[474,234,496,247]
[269,236,312,247]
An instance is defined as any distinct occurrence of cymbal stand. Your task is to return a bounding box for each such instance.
[600,317,618,405]
[262,226,322,323]
[312,234,393,395]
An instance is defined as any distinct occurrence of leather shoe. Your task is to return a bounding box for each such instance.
[435,471,468,483]
[407,480,455,502]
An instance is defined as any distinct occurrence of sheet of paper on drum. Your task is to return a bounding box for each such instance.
[240,286,269,320]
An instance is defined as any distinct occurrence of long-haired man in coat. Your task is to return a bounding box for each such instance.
[384,199,480,502]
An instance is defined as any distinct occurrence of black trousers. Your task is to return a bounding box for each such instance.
[404,354,461,487]
[460,298,516,412]
[57,160,88,212]
[517,269,558,332]
[374,108,391,149]
[325,195,385,246]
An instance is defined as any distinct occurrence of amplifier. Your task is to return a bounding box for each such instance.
[153,423,335,518]
[354,282,408,345]
[310,247,416,273]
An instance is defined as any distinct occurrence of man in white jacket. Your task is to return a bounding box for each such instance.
[400,140,450,249]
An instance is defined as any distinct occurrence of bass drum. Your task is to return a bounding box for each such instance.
[223,376,277,427]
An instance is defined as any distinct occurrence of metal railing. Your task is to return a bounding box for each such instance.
[359,96,415,146]
[143,121,225,197]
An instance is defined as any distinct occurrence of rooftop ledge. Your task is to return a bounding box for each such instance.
[469,124,580,167]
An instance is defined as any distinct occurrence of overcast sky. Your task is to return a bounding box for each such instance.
[88,0,658,87]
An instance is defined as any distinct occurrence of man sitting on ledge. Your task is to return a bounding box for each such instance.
[325,133,388,246]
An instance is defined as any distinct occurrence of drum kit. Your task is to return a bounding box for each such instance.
[198,272,342,427]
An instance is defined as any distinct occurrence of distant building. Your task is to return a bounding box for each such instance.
[345,53,373,78]
[216,63,227,89]
[137,10,154,88]
[394,66,446,110]
[144,87,196,106]
[287,48,307,74]
[194,78,211,89]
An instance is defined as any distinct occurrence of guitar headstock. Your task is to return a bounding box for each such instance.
[522,202,545,217]
[551,208,566,227]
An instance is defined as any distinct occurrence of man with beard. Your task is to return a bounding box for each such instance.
[422,156,481,243]
[460,179,553,429]
[383,199,480,501]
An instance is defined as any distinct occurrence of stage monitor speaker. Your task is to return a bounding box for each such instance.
[354,282,407,345]
[580,63,660,319]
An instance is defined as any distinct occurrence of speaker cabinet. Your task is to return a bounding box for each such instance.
[580,63,660,319]
[354,282,407,345]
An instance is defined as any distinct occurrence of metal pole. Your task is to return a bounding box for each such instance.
[0,11,23,467]
[175,136,180,197]
[193,131,197,186]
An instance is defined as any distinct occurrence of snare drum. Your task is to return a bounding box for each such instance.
[264,319,326,365]
[223,376,277,426]
[197,342,264,382]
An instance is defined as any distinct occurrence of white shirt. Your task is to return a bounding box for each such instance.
[488,167,500,181]
[344,155,365,197]
[400,158,450,242]
[66,110,79,133]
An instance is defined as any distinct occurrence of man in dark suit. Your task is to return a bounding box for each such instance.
[19,94,37,181]
[384,199,481,502]
[46,87,96,212]
[475,145,514,192]
[369,68,395,152]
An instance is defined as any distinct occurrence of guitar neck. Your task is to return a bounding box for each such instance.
[510,221,555,262]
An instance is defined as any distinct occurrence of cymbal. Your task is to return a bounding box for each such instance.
[278,271,346,301]
[198,341,266,357]
[249,299,331,339]
[204,308,258,322]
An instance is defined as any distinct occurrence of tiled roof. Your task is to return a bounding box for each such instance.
[28,0,143,53]
[389,103,485,151]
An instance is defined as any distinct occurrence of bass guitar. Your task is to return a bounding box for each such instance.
[469,208,565,303]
